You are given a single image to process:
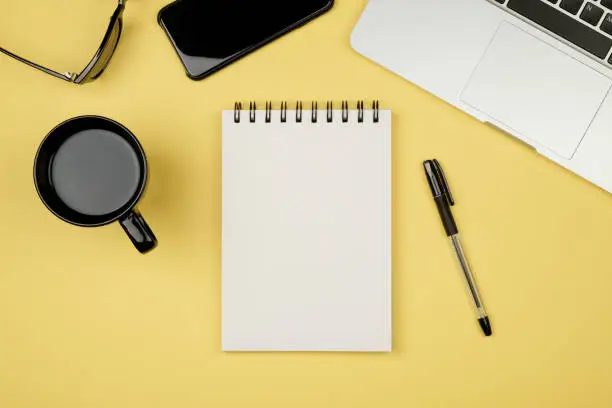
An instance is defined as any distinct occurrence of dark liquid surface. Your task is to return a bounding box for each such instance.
[51,129,141,216]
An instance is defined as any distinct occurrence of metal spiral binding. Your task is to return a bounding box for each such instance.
[234,102,242,123]
[373,100,379,123]
[357,100,364,123]
[265,101,272,123]
[281,101,287,123]
[234,100,380,123]
[296,101,303,122]
[249,101,256,123]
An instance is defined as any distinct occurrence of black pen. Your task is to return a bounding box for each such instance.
[423,159,492,337]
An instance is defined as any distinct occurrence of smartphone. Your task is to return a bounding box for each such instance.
[158,0,334,80]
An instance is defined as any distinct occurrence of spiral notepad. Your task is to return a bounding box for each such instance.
[222,101,391,352]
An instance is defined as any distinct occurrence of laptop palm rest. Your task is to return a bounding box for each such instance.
[461,22,611,159]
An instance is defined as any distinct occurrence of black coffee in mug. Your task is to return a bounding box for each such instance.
[34,116,157,254]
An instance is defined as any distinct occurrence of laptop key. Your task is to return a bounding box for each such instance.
[602,13,612,35]
[601,0,612,10]
[560,0,585,14]
[581,3,605,25]
[507,0,612,59]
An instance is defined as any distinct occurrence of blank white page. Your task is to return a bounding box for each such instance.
[222,107,391,352]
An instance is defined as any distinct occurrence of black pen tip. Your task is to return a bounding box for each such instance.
[478,317,492,337]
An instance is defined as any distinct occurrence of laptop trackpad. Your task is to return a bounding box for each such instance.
[461,22,611,159]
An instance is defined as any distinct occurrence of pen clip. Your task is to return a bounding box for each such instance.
[432,159,454,206]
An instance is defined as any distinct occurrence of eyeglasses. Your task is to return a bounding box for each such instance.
[0,0,126,84]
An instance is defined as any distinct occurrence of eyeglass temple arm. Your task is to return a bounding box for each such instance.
[0,46,73,82]
[0,0,125,82]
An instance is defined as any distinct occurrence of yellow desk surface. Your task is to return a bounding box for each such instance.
[2,1,612,407]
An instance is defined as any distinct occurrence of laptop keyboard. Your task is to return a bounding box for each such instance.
[493,0,612,64]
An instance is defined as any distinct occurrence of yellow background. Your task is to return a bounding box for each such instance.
[1,1,612,407]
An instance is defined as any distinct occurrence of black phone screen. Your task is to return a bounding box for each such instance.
[158,0,334,79]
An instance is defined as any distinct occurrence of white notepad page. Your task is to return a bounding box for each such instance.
[222,105,391,352]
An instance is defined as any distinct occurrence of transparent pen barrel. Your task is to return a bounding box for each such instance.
[449,234,487,319]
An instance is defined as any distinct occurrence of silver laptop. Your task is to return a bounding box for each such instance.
[352,0,612,193]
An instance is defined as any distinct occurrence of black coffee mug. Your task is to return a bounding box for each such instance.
[34,116,157,254]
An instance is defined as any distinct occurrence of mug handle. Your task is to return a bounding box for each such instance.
[120,210,158,254]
